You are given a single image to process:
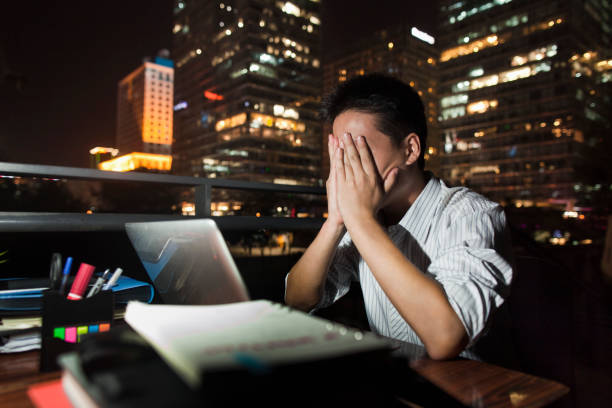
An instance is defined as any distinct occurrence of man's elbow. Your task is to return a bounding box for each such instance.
[284,274,322,312]
[284,288,319,312]
[425,331,469,360]
[285,296,318,312]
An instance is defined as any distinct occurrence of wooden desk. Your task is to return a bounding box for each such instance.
[0,347,568,408]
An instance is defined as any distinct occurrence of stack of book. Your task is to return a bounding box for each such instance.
[55,300,395,407]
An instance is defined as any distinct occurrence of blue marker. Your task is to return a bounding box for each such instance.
[59,256,73,295]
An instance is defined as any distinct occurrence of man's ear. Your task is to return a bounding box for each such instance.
[402,133,421,166]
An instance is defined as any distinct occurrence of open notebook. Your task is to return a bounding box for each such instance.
[125,300,390,388]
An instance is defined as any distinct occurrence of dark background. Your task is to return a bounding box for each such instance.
[0,0,435,168]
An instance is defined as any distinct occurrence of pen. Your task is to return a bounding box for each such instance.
[49,253,63,290]
[67,263,95,300]
[86,269,111,298]
[59,257,73,295]
[102,268,123,291]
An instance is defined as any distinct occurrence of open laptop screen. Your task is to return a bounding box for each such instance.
[125,219,249,305]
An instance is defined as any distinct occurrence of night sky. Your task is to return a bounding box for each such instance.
[0,1,435,168]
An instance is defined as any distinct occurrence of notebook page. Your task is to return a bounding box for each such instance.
[125,300,389,388]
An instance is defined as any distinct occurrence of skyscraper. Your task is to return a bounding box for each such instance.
[437,0,611,209]
[323,24,440,178]
[171,0,322,186]
[99,56,174,172]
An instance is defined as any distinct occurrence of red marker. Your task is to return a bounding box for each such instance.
[67,263,95,300]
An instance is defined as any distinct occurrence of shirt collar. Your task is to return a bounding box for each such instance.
[392,172,442,243]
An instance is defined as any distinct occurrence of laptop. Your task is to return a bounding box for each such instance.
[125,219,250,305]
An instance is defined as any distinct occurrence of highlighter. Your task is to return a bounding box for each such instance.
[67,263,95,300]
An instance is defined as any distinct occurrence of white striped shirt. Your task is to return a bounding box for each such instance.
[317,174,514,350]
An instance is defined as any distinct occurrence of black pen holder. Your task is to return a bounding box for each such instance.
[40,290,114,372]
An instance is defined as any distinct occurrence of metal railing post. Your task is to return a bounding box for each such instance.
[194,183,212,217]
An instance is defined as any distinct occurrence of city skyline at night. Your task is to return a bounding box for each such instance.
[0,0,433,168]
[1,0,610,210]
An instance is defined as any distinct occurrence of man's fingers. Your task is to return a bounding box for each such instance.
[356,136,377,177]
[328,134,336,181]
[335,147,345,183]
[342,132,364,177]
[383,168,399,193]
[328,134,334,166]
[342,146,355,183]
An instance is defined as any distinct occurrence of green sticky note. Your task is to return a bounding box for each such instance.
[77,326,88,342]
[53,327,65,340]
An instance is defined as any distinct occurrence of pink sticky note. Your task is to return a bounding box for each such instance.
[65,327,77,343]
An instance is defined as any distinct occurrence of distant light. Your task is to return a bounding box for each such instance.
[411,27,435,45]
[89,147,119,156]
[174,101,188,111]
[204,90,224,101]
[387,42,394,50]
[225,29,231,35]
[196,48,202,55]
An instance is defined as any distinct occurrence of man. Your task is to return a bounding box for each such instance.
[285,74,513,360]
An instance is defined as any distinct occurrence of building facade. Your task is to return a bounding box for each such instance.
[171,0,322,187]
[99,57,175,172]
[322,25,440,178]
[437,0,611,209]
[89,147,118,169]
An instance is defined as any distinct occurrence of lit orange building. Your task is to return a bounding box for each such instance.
[99,56,174,172]
[97,152,172,172]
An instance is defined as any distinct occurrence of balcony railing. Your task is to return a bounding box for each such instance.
[0,161,326,233]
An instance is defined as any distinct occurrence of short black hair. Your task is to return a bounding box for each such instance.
[321,73,428,170]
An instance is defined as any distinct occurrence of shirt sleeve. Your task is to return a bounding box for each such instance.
[427,205,514,347]
[313,232,360,311]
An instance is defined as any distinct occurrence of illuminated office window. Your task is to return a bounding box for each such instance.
[441,106,466,120]
[595,59,612,71]
[499,66,531,82]
[511,44,557,66]
[441,94,468,108]
[452,80,470,93]
[471,74,499,89]
[441,34,503,62]
[524,17,564,35]
[490,13,527,33]
[449,0,512,24]
[467,99,498,114]
[215,113,247,131]
[249,63,276,78]
[448,1,463,11]
[469,67,484,77]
